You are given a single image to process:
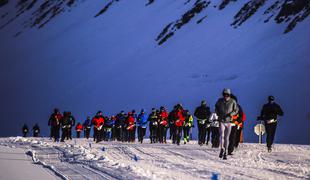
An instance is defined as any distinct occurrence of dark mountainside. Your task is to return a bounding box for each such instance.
[1,0,310,43]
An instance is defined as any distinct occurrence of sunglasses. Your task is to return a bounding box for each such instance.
[223,93,230,97]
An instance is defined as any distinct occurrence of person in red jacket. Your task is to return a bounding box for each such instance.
[126,112,136,142]
[174,104,185,145]
[92,111,105,143]
[76,122,83,138]
[158,106,169,143]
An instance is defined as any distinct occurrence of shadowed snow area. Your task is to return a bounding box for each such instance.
[0,137,309,179]
[0,0,310,144]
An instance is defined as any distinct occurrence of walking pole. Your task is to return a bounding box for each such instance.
[259,121,262,144]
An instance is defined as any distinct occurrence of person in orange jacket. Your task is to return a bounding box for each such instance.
[76,122,83,138]
[174,104,185,145]
[92,111,105,143]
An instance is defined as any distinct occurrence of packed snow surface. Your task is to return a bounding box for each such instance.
[0,143,57,180]
[0,137,309,180]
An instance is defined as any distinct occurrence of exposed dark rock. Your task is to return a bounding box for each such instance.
[156,23,173,41]
[0,0,9,7]
[156,0,210,45]
[262,1,281,23]
[95,0,119,18]
[184,0,192,5]
[67,0,75,7]
[196,15,207,24]
[36,2,64,29]
[146,0,155,6]
[263,0,310,33]
[275,0,310,33]
[231,0,266,27]
[219,0,237,10]
[1,0,82,31]
[275,0,310,23]
[26,0,37,10]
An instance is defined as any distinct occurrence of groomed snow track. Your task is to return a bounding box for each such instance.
[0,137,309,180]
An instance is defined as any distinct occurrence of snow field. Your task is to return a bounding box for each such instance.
[0,137,309,179]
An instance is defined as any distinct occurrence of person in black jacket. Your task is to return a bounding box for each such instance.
[66,111,76,140]
[33,123,40,137]
[60,112,71,142]
[22,124,29,137]
[148,108,159,143]
[259,95,284,152]
[115,111,126,141]
[194,100,211,146]
[48,108,62,142]
[168,106,177,143]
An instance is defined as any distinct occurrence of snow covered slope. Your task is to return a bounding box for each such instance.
[1,137,309,179]
[1,0,310,144]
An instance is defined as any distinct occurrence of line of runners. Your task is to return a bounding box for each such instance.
[22,88,283,160]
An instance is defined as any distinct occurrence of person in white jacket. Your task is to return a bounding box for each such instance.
[209,113,220,148]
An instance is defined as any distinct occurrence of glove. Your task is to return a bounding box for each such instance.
[224,114,231,119]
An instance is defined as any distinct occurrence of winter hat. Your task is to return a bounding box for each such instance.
[223,88,231,95]
[268,95,275,101]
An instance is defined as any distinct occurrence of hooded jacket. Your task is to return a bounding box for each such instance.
[215,98,239,123]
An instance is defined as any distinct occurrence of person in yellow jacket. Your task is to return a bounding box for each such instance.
[183,110,194,144]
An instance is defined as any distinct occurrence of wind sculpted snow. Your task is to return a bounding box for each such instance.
[1,137,310,179]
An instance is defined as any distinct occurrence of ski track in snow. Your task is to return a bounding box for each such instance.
[0,137,309,180]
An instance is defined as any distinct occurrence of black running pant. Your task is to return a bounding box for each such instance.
[198,123,207,144]
[266,122,277,149]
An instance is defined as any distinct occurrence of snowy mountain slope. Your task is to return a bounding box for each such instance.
[1,137,310,179]
[0,0,310,144]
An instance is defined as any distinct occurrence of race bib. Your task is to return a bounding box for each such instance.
[267,119,277,124]
[198,119,206,124]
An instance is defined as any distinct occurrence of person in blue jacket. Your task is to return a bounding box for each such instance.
[137,109,148,143]
[103,116,113,141]
[83,116,92,139]
[110,115,116,141]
